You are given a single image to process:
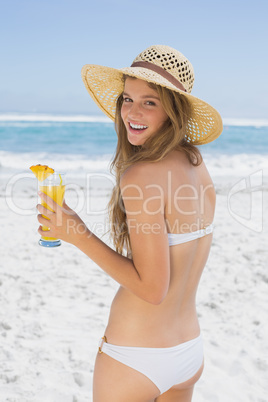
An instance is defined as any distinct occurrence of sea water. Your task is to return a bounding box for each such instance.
[0,113,267,180]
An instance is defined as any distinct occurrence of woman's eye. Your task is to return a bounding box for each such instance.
[146,101,156,106]
[123,97,132,103]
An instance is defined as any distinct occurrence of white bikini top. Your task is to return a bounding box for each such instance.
[168,224,213,246]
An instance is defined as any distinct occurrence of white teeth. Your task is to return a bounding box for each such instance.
[129,123,148,129]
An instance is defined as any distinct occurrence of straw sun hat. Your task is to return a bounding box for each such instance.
[81,45,223,145]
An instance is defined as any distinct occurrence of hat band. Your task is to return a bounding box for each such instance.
[131,61,187,92]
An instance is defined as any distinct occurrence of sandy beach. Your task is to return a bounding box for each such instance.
[0,169,267,402]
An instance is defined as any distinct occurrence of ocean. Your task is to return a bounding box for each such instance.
[0,113,267,180]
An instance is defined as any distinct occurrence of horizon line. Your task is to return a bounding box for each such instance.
[0,112,268,127]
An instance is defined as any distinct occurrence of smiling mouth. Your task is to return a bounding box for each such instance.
[129,122,148,131]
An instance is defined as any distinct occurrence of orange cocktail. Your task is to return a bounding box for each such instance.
[38,173,65,247]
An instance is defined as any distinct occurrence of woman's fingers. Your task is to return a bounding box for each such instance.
[36,204,55,217]
[38,225,53,237]
[36,197,83,244]
[37,213,52,226]
[36,202,65,239]
[38,191,59,212]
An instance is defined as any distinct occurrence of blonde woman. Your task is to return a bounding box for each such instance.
[37,45,223,402]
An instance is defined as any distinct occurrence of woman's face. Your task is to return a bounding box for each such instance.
[120,77,168,146]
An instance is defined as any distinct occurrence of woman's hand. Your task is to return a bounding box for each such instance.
[37,191,90,245]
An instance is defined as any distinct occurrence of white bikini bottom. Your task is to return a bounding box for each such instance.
[98,333,204,394]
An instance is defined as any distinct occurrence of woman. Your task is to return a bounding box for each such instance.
[37,45,223,401]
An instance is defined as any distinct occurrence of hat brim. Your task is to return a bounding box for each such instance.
[81,64,223,145]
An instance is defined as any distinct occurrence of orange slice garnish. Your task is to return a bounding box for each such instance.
[29,164,54,181]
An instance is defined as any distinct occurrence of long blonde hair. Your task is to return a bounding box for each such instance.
[108,77,202,256]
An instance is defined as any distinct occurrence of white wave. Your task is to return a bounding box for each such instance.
[202,153,268,178]
[0,150,267,180]
[0,113,112,123]
[0,151,113,177]
[1,113,268,127]
[223,118,268,127]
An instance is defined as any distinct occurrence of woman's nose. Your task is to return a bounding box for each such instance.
[128,103,142,119]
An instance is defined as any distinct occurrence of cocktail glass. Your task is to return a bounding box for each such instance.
[38,173,65,247]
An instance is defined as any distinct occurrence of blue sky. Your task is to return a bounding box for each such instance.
[1,0,267,119]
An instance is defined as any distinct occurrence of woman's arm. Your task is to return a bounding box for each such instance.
[37,164,170,304]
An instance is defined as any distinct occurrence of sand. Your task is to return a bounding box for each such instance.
[0,170,267,402]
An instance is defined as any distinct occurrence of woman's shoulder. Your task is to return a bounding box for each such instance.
[120,150,197,187]
[120,158,168,188]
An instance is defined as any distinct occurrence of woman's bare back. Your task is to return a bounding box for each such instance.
[105,150,216,347]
